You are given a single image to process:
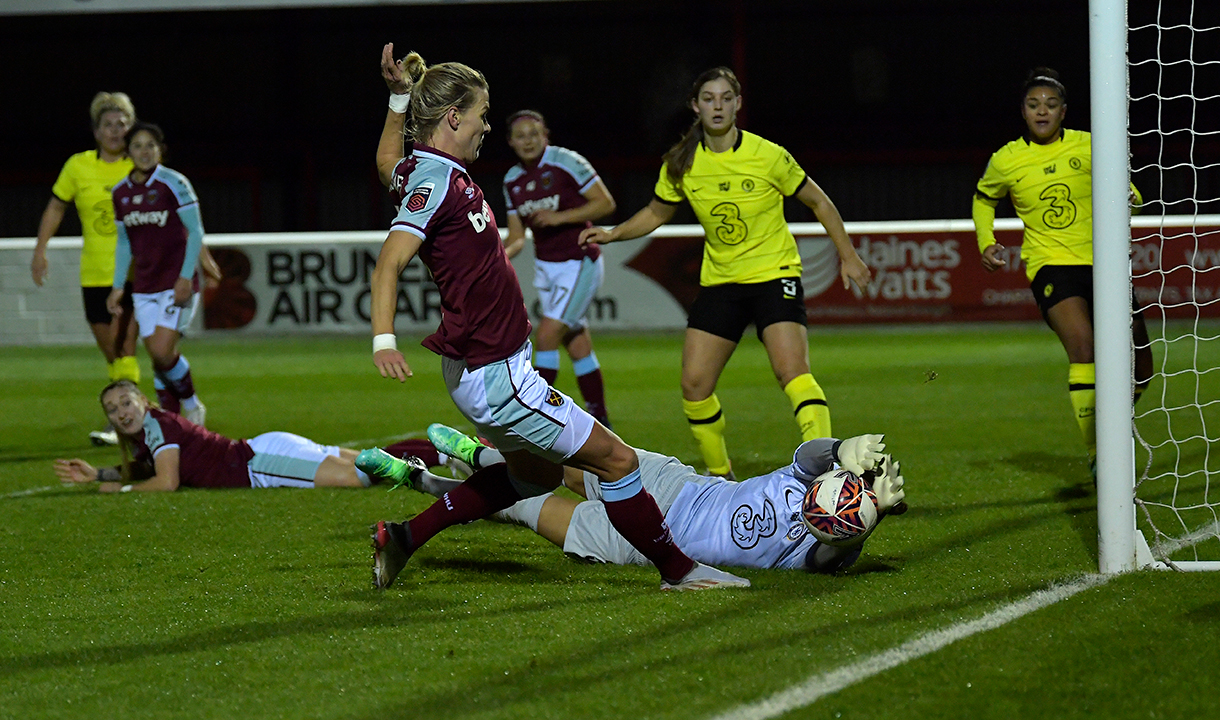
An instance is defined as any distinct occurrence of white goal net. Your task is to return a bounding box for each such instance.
[1126,0,1220,569]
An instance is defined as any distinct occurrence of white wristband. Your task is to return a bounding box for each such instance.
[120,485,133,493]
[373,333,398,353]
[388,92,411,114]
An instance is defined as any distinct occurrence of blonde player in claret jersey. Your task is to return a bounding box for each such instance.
[108,123,209,428]
[53,380,452,493]
[502,110,617,428]
[30,92,140,446]
[362,43,748,592]
[973,67,1153,476]
[580,67,871,481]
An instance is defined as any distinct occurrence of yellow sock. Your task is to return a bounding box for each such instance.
[1068,363,1097,460]
[784,373,831,440]
[111,355,141,383]
[683,395,731,476]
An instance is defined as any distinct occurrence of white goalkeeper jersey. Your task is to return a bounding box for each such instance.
[643,439,838,570]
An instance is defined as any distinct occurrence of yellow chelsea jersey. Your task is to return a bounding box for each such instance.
[51,150,134,287]
[654,130,807,286]
[972,128,1141,282]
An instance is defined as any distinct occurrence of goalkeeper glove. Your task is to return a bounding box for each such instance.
[869,453,906,515]
[836,434,885,475]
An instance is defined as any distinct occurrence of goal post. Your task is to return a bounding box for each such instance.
[1095,0,1220,572]
[1090,0,1139,573]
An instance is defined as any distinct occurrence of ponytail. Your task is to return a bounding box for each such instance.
[398,51,488,145]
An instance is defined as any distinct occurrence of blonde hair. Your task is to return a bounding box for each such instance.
[89,91,136,130]
[399,52,488,144]
[99,379,148,482]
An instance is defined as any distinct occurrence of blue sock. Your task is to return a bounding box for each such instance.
[164,355,190,382]
[600,467,643,502]
[163,356,200,409]
[572,352,600,377]
[534,349,560,371]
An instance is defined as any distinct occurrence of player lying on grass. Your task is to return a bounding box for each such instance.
[54,380,466,492]
[357,425,906,581]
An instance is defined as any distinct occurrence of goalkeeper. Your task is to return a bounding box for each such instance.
[361,427,905,575]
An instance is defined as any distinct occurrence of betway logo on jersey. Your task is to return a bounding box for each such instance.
[517,194,560,217]
[123,210,170,228]
[468,201,493,233]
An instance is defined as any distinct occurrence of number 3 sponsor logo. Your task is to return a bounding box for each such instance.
[1040,183,1078,230]
[709,202,748,245]
[93,200,116,236]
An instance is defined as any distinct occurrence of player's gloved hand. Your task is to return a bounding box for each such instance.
[836,434,885,475]
[870,454,906,515]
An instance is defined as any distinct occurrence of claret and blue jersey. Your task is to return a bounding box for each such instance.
[503,144,602,263]
[389,144,532,368]
[112,165,202,294]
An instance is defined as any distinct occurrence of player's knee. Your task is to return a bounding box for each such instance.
[680,373,715,401]
[581,432,638,480]
[148,346,173,369]
[605,440,638,478]
[561,325,585,347]
[775,367,807,388]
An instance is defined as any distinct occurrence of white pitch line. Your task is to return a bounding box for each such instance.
[4,485,61,499]
[336,431,422,449]
[708,573,1114,720]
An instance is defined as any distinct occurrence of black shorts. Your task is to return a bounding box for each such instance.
[1029,264,1146,325]
[1030,265,1093,322]
[687,277,807,343]
[82,282,134,325]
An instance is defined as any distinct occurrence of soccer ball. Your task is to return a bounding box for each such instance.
[801,468,879,545]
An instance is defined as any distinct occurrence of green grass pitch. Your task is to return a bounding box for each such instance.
[2,326,1219,719]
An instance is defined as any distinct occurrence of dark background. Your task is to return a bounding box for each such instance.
[2,0,1215,237]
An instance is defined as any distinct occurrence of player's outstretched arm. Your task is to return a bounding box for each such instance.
[795,179,870,292]
[96,448,181,493]
[54,458,101,484]
[579,199,675,246]
[792,437,837,480]
[376,43,410,187]
[370,230,423,382]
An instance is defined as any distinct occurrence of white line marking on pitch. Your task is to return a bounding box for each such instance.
[4,485,61,499]
[708,573,1113,720]
[336,431,421,449]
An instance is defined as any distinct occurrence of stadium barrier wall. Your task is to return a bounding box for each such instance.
[2,216,1217,345]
